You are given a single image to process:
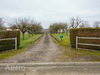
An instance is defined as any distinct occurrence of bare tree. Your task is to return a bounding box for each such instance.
[70,17,82,28]
[0,18,6,30]
[49,22,67,34]
[93,21,100,28]
[16,17,28,40]
[27,19,35,37]
[27,24,32,37]
[33,23,43,34]
[27,22,43,37]
[70,17,75,28]
[9,17,29,40]
[9,17,43,39]
[79,21,90,28]
[64,23,68,35]
[76,17,82,27]
[9,23,17,30]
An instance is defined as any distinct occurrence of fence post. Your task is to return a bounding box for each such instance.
[15,37,17,50]
[76,36,78,49]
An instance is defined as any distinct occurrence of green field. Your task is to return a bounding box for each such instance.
[53,33,70,46]
[53,33,100,62]
[0,34,42,60]
[19,34,41,48]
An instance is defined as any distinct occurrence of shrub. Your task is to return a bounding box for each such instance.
[70,28,100,50]
[0,30,20,51]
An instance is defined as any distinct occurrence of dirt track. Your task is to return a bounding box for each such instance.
[0,34,65,63]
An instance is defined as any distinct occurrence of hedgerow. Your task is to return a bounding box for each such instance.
[70,28,100,50]
[0,31,20,51]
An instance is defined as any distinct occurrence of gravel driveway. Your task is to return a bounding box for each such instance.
[0,34,65,63]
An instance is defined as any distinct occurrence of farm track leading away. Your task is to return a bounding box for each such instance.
[0,34,65,63]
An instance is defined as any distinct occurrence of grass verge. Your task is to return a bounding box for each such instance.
[52,33,100,62]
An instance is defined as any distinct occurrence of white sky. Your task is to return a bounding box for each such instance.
[0,0,100,29]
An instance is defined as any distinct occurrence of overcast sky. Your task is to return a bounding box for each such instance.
[0,0,100,29]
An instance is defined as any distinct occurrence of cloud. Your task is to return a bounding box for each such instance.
[0,0,100,28]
